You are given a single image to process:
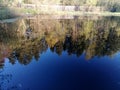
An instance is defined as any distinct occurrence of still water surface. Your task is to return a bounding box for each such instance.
[0,16,120,90]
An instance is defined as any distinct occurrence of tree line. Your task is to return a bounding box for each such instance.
[0,0,120,12]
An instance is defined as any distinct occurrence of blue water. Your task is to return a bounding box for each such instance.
[1,49,120,90]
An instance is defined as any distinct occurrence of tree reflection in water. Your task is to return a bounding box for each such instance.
[0,16,120,68]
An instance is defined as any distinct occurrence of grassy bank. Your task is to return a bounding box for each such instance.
[49,11,120,16]
[19,8,120,17]
[1,7,120,20]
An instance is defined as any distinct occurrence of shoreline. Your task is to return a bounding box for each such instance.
[0,11,120,22]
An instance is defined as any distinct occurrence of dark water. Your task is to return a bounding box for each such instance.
[1,16,120,90]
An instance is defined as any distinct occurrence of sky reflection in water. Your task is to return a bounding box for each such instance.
[1,50,120,90]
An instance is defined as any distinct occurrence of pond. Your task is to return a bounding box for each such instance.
[0,16,120,90]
